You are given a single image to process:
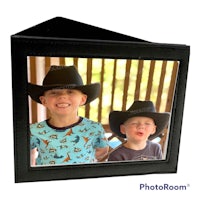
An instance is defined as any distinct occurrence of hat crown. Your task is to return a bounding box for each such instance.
[43,65,83,86]
[127,101,156,114]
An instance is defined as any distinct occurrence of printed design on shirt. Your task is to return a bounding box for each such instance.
[74,147,81,152]
[135,155,157,160]
[42,139,50,148]
[49,134,58,139]
[64,129,73,136]
[54,154,64,159]
[37,123,45,128]
[71,135,80,145]
[30,118,108,165]
[83,136,89,147]
[38,130,49,135]
[63,153,71,163]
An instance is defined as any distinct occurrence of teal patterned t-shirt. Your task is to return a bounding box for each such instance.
[30,117,108,166]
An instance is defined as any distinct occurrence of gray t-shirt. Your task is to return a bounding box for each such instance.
[108,140,162,161]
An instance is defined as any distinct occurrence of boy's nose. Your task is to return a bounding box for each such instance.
[58,91,68,97]
[137,123,145,129]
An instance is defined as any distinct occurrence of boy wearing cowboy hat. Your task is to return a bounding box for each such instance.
[108,100,170,161]
[28,65,109,166]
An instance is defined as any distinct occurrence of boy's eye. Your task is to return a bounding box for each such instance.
[47,89,75,96]
[66,90,73,94]
[47,90,61,95]
[49,91,58,95]
[130,122,138,126]
[129,122,154,126]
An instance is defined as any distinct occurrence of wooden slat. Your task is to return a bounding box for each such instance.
[45,57,51,119]
[45,57,51,70]
[85,58,92,118]
[145,60,155,100]
[165,61,179,112]
[59,57,66,66]
[98,59,104,122]
[73,57,78,68]
[110,59,117,111]
[134,60,143,100]
[159,128,168,154]
[122,59,131,110]
[29,56,37,123]
[156,60,167,111]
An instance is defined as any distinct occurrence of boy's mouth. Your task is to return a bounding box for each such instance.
[56,103,70,108]
[136,131,144,136]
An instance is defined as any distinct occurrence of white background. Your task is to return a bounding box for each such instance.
[1,1,199,199]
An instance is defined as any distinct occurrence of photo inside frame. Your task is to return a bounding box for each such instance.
[27,56,179,167]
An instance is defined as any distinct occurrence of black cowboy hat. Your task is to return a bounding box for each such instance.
[28,65,100,105]
[109,100,170,140]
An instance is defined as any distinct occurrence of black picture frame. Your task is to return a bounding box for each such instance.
[11,17,190,183]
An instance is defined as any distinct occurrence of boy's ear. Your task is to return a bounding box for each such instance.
[120,124,126,136]
[150,125,157,135]
[80,94,87,106]
[39,96,46,105]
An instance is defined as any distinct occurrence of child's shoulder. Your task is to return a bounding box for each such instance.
[30,120,46,129]
[147,140,161,149]
[81,117,103,128]
[81,117,100,125]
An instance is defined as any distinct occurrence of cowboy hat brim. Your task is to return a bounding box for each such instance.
[109,111,170,140]
[28,82,100,105]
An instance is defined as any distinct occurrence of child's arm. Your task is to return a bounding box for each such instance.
[95,146,109,162]
[30,148,37,166]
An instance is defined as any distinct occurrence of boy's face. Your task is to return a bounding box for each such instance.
[120,116,156,143]
[39,88,87,117]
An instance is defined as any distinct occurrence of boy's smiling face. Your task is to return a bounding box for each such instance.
[120,116,156,143]
[39,88,87,117]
